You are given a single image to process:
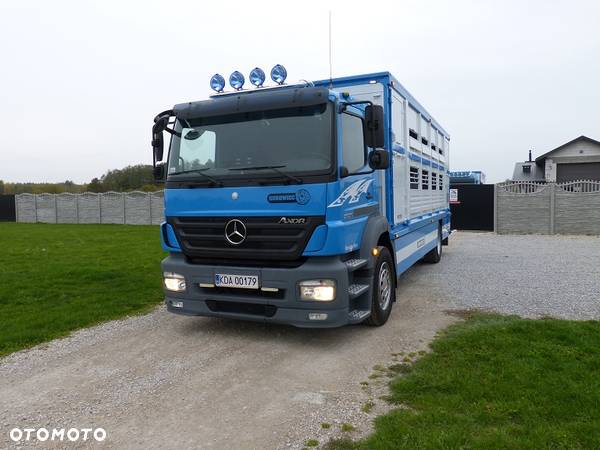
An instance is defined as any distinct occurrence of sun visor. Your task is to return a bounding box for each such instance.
[173,86,330,120]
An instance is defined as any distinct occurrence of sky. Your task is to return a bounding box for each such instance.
[1,0,599,184]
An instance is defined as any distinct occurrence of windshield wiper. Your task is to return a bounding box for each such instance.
[169,168,223,186]
[227,165,303,184]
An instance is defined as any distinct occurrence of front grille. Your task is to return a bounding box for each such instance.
[205,300,277,317]
[168,216,325,262]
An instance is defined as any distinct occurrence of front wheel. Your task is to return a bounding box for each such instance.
[423,227,442,263]
[365,247,395,326]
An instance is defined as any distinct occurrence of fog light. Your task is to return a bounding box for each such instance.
[164,272,186,292]
[299,279,336,301]
[309,313,328,321]
[171,300,184,308]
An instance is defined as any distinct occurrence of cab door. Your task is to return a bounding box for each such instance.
[333,108,379,220]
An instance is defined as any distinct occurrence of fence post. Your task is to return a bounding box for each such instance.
[34,194,38,223]
[122,193,126,224]
[148,192,152,225]
[98,194,102,224]
[75,194,79,224]
[54,194,58,224]
[549,183,555,235]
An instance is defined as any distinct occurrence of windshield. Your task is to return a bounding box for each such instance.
[167,103,334,185]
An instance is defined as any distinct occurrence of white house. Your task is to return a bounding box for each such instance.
[512,136,600,182]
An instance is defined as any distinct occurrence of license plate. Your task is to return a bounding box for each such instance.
[214,273,259,289]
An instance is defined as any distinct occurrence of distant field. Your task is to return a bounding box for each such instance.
[0,223,165,357]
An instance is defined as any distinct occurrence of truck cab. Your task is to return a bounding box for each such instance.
[152,70,450,328]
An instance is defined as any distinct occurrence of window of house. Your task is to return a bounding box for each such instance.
[439,173,444,190]
[341,113,367,174]
[522,165,531,174]
[432,171,437,190]
[410,166,419,189]
[422,170,429,190]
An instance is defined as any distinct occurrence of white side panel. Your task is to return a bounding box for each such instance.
[392,152,408,223]
[391,92,408,225]
[391,95,406,147]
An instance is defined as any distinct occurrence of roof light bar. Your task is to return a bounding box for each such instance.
[210,74,225,93]
[270,64,287,85]
[229,71,245,90]
[249,67,266,87]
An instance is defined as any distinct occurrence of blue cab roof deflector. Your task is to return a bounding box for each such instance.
[173,86,330,120]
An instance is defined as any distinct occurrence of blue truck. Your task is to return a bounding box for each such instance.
[151,66,451,328]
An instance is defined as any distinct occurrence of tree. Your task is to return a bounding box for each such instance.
[0,180,4,195]
[87,178,104,193]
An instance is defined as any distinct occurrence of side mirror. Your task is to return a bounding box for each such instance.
[152,131,164,162]
[368,149,390,170]
[153,163,165,183]
[151,111,172,163]
[364,105,384,149]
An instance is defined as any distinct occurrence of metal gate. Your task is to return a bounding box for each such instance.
[449,184,494,231]
[0,195,16,221]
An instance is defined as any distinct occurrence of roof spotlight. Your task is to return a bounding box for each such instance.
[229,71,245,90]
[249,67,266,87]
[270,64,287,85]
[210,74,225,93]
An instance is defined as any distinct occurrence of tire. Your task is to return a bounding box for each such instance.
[423,226,442,264]
[365,246,395,326]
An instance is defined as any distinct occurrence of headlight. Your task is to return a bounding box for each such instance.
[164,272,186,292]
[299,279,336,301]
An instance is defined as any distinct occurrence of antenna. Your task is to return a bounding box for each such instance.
[328,10,333,87]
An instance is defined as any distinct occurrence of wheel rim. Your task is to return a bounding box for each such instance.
[378,261,392,311]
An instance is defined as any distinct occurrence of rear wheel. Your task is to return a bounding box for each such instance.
[365,247,395,326]
[423,226,442,263]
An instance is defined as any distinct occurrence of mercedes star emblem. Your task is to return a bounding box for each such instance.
[224,219,247,245]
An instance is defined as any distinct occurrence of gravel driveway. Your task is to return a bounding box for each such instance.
[1,232,599,449]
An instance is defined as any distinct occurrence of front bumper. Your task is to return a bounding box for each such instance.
[162,254,360,328]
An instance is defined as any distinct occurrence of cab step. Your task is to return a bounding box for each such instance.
[348,283,369,299]
[348,309,370,322]
[345,258,368,271]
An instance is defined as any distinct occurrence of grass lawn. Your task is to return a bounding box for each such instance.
[328,314,600,449]
[0,223,165,357]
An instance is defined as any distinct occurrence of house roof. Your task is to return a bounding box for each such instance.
[535,135,600,163]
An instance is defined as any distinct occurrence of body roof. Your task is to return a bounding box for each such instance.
[314,71,450,139]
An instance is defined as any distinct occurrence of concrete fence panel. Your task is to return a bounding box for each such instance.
[555,181,600,235]
[125,191,151,225]
[496,183,551,234]
[78,193,101,223]
[15,191,165,225]
[100,192,126,224]
[36,194,57,224]
[496,181,600,235]
[56,193,78,224]
[15,194,36,223]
